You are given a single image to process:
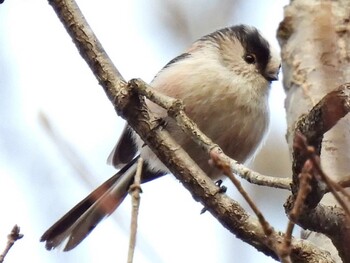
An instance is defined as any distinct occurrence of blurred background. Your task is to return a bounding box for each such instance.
[0,0,291,262]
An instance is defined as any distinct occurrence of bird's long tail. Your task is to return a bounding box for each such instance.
[40,157,139,251]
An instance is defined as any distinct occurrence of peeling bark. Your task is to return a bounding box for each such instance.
[278,0,350,262]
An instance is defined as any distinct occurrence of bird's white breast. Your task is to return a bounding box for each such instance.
[134,53,270,178]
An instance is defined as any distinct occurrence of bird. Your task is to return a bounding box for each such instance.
[41,24,281,251]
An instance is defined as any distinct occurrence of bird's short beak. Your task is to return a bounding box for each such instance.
[264,63,281,82]
[264,71,279,82]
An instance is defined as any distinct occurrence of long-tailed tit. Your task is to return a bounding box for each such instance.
[41,24,281,251]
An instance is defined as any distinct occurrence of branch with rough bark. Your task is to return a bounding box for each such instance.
[46,0,336,262]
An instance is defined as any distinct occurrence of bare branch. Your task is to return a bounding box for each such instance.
[285,201,349,262]
[210,151,274,237]
[335,176,350,191]
[127,158,143,263]
[213,147,292,190]
[0,225,23,263]
[210,150,291,261]
[281,163,313,261]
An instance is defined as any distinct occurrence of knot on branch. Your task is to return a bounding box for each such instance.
[114,81,134,116]
[167,99,184,117]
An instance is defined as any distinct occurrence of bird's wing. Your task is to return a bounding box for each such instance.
[107,124,138,168]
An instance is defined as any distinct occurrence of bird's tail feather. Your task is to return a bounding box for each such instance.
[40,157,139,251]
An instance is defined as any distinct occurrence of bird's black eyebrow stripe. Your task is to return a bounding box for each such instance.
[162,52,191,70]
[235,26,271,71]
[200,25,271,72]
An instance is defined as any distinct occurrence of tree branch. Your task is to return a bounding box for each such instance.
[127,158,143,263]
[0,225,23,263]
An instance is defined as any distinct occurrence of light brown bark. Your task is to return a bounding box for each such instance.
[278,0,350,261]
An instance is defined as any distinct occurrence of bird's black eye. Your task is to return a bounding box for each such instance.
[244,54,256,64]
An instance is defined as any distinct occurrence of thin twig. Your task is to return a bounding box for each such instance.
[209,151,273,240]
[336,176,350,190]
[0,225,23,263]
[210,150,295,263]
[127,158,143,263]
[290,169,313,222]
[296,133,350,221]
[310,157,350,221]
[211,147,292,190]
[281,221,294,263]
[281,166,312,261]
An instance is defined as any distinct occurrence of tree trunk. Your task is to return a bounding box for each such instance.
[278,0,350,262]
